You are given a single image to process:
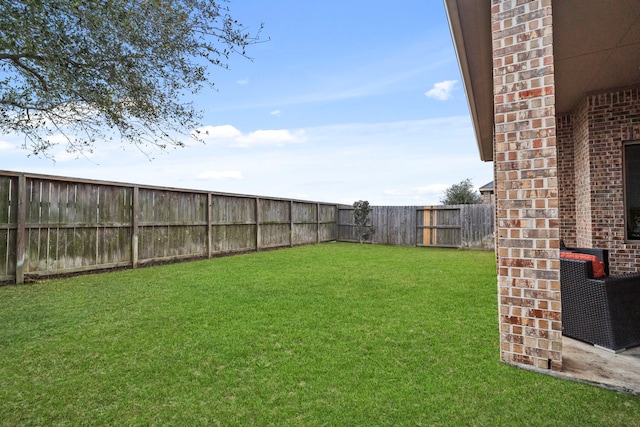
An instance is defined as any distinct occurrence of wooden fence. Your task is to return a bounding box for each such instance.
[1,171,496,284]
[338,204,494,249]
[338,205,418,246]
[0,171,338,284]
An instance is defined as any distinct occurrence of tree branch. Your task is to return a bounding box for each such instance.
[0,53,48,62]
[4,56,49,91]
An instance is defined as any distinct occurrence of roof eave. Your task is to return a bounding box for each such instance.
[444,0,494,162]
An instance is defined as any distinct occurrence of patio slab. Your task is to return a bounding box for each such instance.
[560,337,640,395]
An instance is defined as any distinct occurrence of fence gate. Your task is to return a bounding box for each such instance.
[418,206,462,247]
[417,204,494,249]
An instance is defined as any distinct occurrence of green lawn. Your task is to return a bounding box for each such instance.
[0,243,638,426]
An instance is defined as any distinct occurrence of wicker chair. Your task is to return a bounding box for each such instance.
[560,249,640,352]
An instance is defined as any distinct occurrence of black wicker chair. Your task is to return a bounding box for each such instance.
[560,249,640,352]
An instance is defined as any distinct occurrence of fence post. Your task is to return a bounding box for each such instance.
[255,197,260,252]
[333,205,340,241]
[316,203,320,243]
[15,174,26,284]
[460,205,466,247]
[131,186,139,268]
[207,193,213,258]
[290,201,294,247]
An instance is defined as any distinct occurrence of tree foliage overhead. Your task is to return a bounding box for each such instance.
[352,200,376,244]
[440,178,483,205]
[0,0,262,156]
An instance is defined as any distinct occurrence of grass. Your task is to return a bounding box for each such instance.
[0,242,638,426]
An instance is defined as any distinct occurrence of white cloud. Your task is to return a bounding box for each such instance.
[425,80,457,101]
[237,77,249,85]
[195,125,243,140]
[236,129,305,148]
[0,140,14,150]
[270,110,282,116]
[197,170,243,180]
[194,125,305,148]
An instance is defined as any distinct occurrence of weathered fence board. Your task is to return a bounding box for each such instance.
[0,171,340,284]
[377,205,417,246]
[0,175,17,281]
[18,180,136,275]
[211,195,257,254]
[461,204,494,249]
[136,189,209,263]
[292,201,312,245]
[212,224,257,253]
[259,199,291,248]
[318,204,337,243]
[338,205,418,246]
[337,207,358,243]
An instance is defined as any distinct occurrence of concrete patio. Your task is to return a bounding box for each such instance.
[558,337,640,395]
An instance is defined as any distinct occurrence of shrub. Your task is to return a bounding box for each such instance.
[353,200,376,243]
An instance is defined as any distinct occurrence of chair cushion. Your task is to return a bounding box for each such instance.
[560,252,607,278]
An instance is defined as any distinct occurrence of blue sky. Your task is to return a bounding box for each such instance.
[0,0,493,205]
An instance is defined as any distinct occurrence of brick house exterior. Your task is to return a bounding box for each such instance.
[445,0,640,372]
[479,181,494,205]
[560,89,640,273]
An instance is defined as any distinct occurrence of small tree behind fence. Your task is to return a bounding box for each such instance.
[352,200,376,243]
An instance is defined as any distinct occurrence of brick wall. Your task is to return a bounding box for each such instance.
[573,97,592,248]
[557,114,575,247]
[588,92,627,249]
[492,0,562,371]
[560,87,640,274]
